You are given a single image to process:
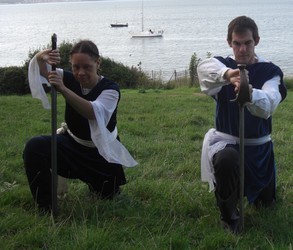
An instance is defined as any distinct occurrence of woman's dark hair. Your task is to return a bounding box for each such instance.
[227,16,259,42]
[70,40,100,61]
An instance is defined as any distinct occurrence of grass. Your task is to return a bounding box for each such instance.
[0,87,292,249]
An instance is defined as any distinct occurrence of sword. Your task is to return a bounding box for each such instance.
[51,33,58,217]
[231,64,252,233]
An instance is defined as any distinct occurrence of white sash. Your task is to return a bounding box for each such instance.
[201,128,271,192]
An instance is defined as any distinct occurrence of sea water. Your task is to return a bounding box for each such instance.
[0,0,292,79]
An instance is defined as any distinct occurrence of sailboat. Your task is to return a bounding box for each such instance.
[110,6,128,28]
[111,23,128,28]
[132,0,163,38]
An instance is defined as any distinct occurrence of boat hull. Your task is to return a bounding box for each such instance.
[111,23,128,27]
[132,34,163,38]
[132,30,163,38]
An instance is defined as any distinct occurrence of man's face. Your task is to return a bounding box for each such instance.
[228,29,259,65]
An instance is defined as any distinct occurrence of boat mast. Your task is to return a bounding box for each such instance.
[141,0,144,32]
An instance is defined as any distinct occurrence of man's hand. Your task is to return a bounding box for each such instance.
[224,69,241,93]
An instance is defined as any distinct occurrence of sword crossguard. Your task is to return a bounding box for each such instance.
[231,64,252,106]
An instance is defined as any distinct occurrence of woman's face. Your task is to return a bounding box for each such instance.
[71,53,100,88]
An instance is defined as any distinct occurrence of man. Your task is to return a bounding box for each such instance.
[197,16,287,233]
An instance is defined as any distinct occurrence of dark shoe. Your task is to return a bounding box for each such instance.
[221,210,241,234]
[88,187,121,200]
[38,205,52,216]
[254,198,276,209]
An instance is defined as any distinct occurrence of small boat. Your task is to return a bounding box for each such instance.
[111,23,128,28]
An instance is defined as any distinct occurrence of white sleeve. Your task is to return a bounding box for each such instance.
[90,89,119,125]
[28,55,63,109]
[246,76,282,119]
[197,58,230,96]
[89,89,138,167]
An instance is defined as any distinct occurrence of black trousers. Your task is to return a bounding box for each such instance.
[213,145,275,220]
[23,134,126,209]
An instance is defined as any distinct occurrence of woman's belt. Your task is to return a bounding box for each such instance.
[57,122,117,148]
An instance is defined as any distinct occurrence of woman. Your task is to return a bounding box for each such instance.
[24,40,137,213]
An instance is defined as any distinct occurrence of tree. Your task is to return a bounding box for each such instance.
[189,53,201,87]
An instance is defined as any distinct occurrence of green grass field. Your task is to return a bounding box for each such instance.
[0,87,292,249]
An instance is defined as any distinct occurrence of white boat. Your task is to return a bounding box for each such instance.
[132,29,164,38]
[132,0,163,38]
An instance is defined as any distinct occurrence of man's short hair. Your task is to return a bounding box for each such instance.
[227,16,259,42]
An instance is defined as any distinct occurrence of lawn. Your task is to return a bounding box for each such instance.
[0,87,292,249]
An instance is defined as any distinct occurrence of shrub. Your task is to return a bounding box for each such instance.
[101,57,153,88]
[58,40,73,70]
[0,66,29,95]
[284,77,293,90]
[0,40,161,95]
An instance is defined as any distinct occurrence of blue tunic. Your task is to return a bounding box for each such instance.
[213,56,287,202]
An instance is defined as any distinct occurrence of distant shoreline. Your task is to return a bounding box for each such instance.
[0,0,102,4]
[0,0,69,4]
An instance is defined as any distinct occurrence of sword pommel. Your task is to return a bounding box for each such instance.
[51,33,57,50]
[51,33,57,71]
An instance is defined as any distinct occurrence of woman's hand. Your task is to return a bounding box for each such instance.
[36,49,61,79]
[48,71,96,119]
[48,71,66,92]
[37,49,60,65]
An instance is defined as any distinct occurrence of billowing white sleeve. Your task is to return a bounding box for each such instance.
[246,76,282,119]
[28,55,63,109]
[197,58,230,96]
[89,90,138,167]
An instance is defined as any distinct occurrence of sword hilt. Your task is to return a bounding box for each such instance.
[231,64,252,106]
